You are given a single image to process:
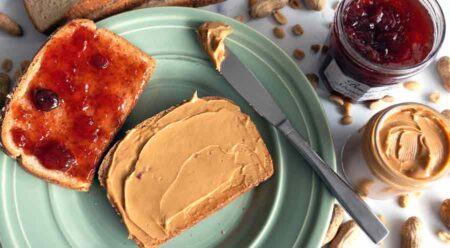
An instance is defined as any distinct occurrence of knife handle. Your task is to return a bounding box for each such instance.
[278,119,389,244]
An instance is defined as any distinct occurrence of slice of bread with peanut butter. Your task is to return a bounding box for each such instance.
[99,94,274,247]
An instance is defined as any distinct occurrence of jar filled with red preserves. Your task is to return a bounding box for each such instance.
[320,0,445,101]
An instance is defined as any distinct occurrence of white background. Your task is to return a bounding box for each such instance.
[1,0,449,247]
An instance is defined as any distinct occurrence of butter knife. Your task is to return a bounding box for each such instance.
[220,48,389,244]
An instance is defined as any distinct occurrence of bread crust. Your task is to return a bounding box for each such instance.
[0,19,155,191]
[98,96,274,247]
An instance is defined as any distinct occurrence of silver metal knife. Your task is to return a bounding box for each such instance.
[220,48,389,244]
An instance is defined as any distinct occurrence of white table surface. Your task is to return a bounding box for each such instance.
[1,0,449,247]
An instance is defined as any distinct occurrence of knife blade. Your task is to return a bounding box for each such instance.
[220,48,389,244]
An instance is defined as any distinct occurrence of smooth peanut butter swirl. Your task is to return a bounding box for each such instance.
[104,94,273,246]
[377,107,450,179]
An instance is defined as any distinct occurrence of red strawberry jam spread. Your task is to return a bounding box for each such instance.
[343,0,434,66]
[9,24,150,182]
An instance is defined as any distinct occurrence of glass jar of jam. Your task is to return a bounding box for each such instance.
[320,0,446,101]
[342,103,450,199]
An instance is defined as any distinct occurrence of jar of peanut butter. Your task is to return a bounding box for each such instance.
[342,103,450,199]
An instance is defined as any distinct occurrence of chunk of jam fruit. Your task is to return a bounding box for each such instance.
[90,53,110,69]
[343,0,434,66]
[11,128,31,150]
[11,128,75,171]
[34,140,76,171]
[33,88,59,111]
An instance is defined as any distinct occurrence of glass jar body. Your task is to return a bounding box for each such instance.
[342,104,450,199]
[320,0,446,101]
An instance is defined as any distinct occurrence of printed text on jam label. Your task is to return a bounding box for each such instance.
[324,60,401,101]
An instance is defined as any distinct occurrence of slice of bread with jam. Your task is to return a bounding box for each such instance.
[1,19,155,191]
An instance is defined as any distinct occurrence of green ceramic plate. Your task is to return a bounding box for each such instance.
[0,7,336,248]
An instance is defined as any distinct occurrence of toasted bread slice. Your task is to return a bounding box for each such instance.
[1,19,155,191]
[99,95,274,247]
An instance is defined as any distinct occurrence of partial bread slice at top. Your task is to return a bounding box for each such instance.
[23,0,226,33]
[23,0,78,33]
[1,19,155,191]
[99,96,274,247]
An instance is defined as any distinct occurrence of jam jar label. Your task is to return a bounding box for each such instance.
[324,60,401,101]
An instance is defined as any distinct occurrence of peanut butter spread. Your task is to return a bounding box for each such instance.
[104,94,273,246]
[198,22,232,71]
[376,105,450,179]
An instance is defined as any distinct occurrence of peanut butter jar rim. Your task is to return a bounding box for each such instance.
[367,103,450,186]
